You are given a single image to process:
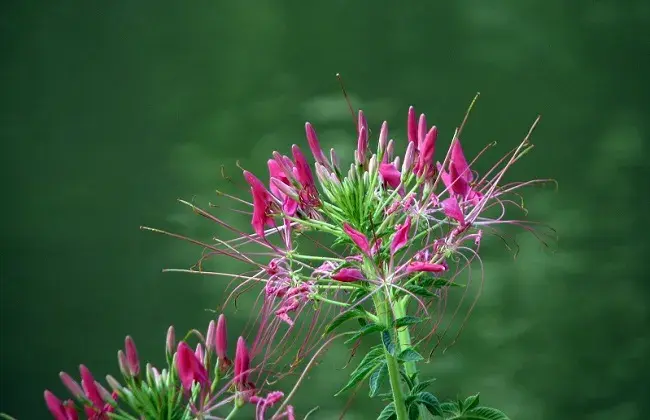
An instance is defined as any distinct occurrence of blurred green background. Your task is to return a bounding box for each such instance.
[1,1,649,419]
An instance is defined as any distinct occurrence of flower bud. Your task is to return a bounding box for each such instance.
[332,268,365,282]
[330,148,340,171]
[356,111,368,164]
[124,336,140,376]
[378,121,388,158]
[216,314,228,361]
[271,177,299,200]
[368,154,378,175]
[417,113,427,147]
[205,320,216,354]
[117,350,129,377]
[342,223,370,255]
[59,372,84,399]
[44,390,66,420]
[385,139,394,163]
[234,337,251,390]
[407,106,418,146]
[105,375,122,393]
[402,142,416,175]
[305,122,328,168]
[166,326,175,358]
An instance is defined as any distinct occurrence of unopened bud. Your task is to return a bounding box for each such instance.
[385,139,394,163]
[402,142,416,175]
[205,320,216,355]
[59,372,83,398]
[368,154,377,175]
[378,121,388,158]
[271,178,299,200]
[330,148,340,171]
[166,326,175,358]
[117,350,129,377]
[105,375,122,393]
[124,336,140,376]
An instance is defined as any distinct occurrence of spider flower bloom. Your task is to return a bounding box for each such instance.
[390,217,411,255]
[176,342,209,391]
[244,170,276,238]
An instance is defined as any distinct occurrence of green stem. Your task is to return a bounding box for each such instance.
[394,297,418,382]
[373,293,408,420]
[224,405,239,420]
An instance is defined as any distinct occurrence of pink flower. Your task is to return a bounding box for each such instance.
[390,217,411,255]
[176,342,209,391]
[124,336,139,376]
[244,170,275,238]
[332,268,365,282]
[234,336,251,391]
[405,262,447,273]
[449,139,472,196]
[343,223,371,254]
[80,365,104,410]
[379,162,401,189]
[441,197,465,226]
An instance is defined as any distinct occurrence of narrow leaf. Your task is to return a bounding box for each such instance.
[335,345,384,395]
[325,308,366,334]
[377,403,397,420]
[393,316,423,328]
[369,362,388,398]
[417,392,443,416]
[398,348,424,363]
[381,330,396,355]
[345,323,386,344]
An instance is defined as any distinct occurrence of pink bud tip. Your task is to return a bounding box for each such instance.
[205,320,216,354]
[59,372,83,399]
[44,390,67,420]
[216,314,228,360]
[331,268,365,282]
[166,325,175,356]
[117,350,129,377]
[79,365,103,409]
[124,336,140,376]
[234,336,251,390]
[407,106,418,145]
[305,122,328,167]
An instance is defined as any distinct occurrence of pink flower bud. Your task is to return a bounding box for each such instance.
[342,223,370,254]
[117,350,129,377]
[356,110,369,164]
[79,365,104,409]
[59,372,83,399]
[44,390,67,420]
[234,336,251,390]
[124,336,140,376]
[378,121,388,157]
[205,320,216,354]
[166,325,175,357]
[417,114,427,149]
[417,126,438,178]
[405,262,447,273]
[195,343,204,364]
[385,139,394,163]
[390,217,411,255]
[105,375,122,392]
[330,148,340,171]
[216,314,228,361]
[402,142,416,175]
[305,122,328,168]
[407,106,418,146]
[176,342,209,391]
[271,177,299,201]
[331,268,365,282]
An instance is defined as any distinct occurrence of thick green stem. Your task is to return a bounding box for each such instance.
[373,293,408,420]
[394,296,418,382]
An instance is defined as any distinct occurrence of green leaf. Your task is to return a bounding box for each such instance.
[335,345,384,395]
[393,316,423,328]
[381,331,396,355]
[345,323,386,344]
[325,308,367,334]
[398,348,424,363]
[411,378,436,394]
[377,403,396,420]
[368,362,387,397]
[433,278,464,288]
[449,407,510,420]
[399,370,414,391]
[408,404,420,420]
[404,284,435,297]
[417,392,443,417]
[464,394,480,411]
[441,401,461,416]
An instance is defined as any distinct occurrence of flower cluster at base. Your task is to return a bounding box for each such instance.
[43,315,295,420]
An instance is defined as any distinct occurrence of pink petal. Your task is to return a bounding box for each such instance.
[390,217,411,255]
[44,390,67,420]
[379,163,401,189]
[342,223,371,254]
[305,122,328,167]
[441,197,465,225]
[291,145,315,188]
[406,262,447,273]
[124,336,140,376]
[331,268,365,282]
[79,365,103,409]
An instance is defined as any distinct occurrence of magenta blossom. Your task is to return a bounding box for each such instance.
[343,223,371,254]
[405,261,447,273]
[332,268,365,282]
[176,341,209,391]
[390,217,412,255]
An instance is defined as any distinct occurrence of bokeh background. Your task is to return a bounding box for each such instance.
[1,1,649,419]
